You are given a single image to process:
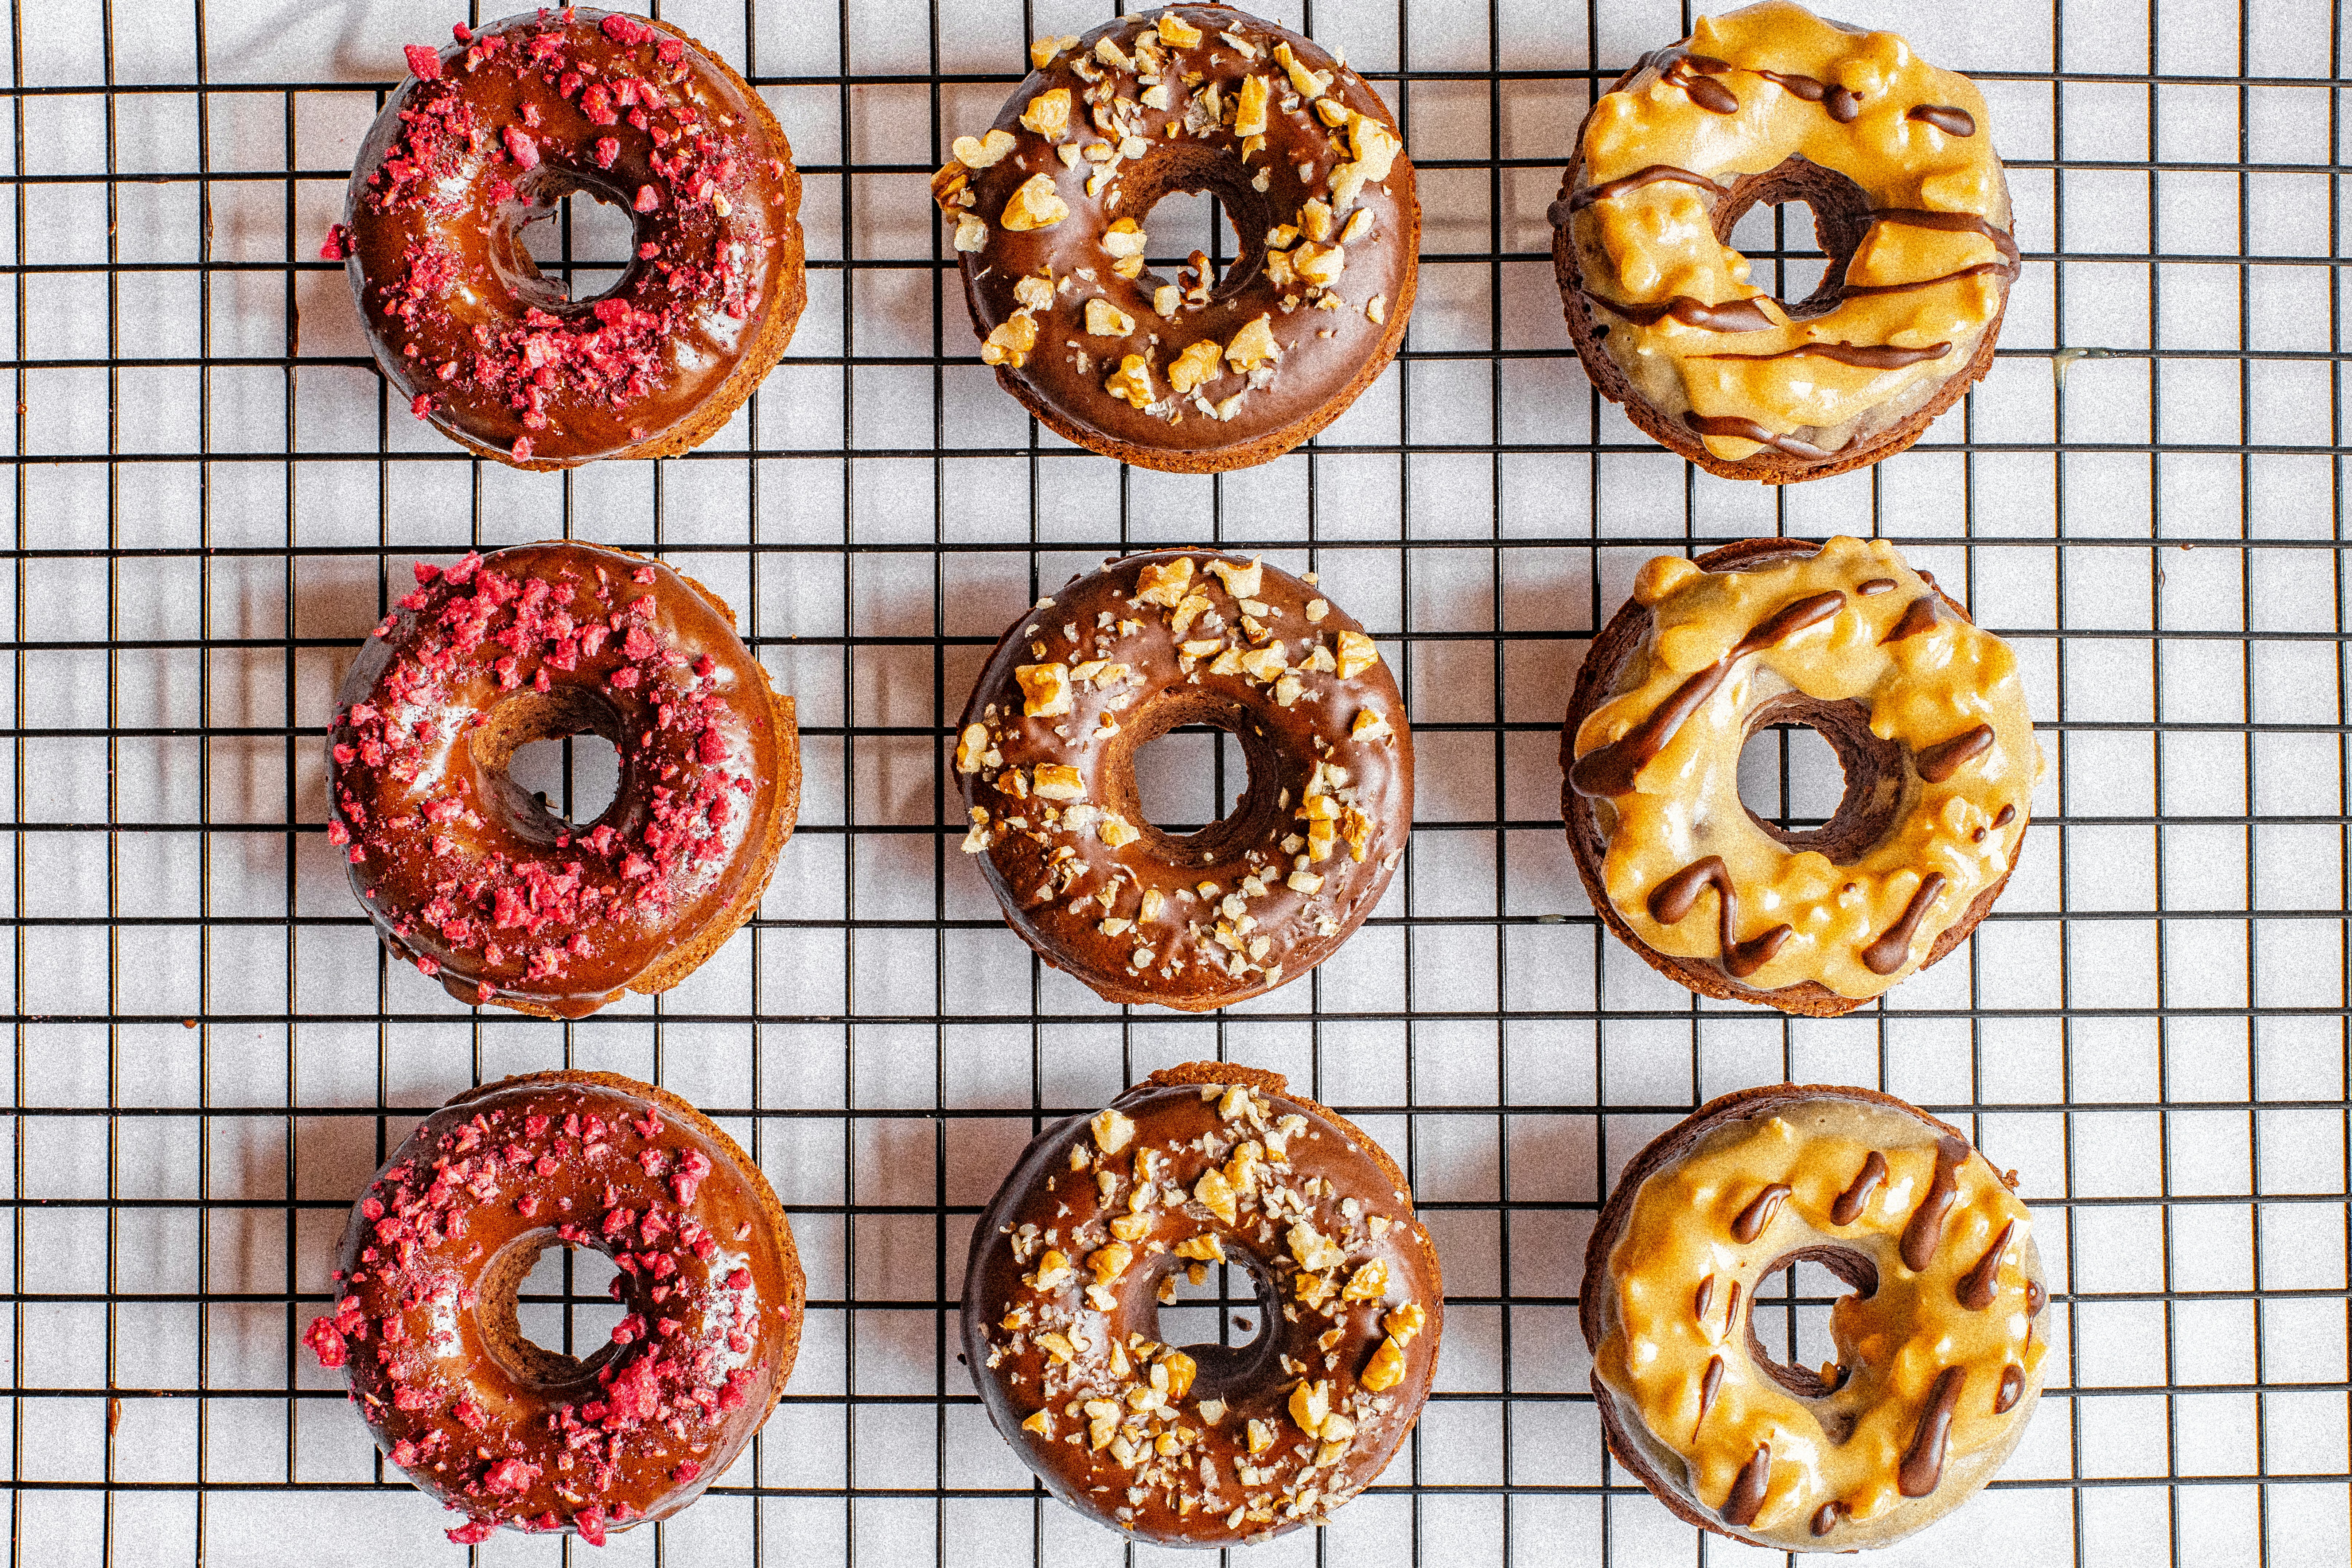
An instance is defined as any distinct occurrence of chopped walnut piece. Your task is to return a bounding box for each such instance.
[1341,206,1375,244]
[1094,35,1135,70]
[1001,172,1071,231]
[1352,707,1392,741]
[1020,1408,1051,1435]
[1288,1219,1347,1272]
[1245,1418,1275,1455]
[1016,662,1073,717]
[1234,74,1271,138]
[1085,297,1138,337]
[1032,763,1084,799]
[1294,241,1346,288]
[1206,556,1263,599]
[1288,1378,1332,1436]
[1153,283,1183,318]
[1300,198,1335,243]
[952,128,1018,168]
[1089,1242,1133,1287]
[1089,1109,1136,1158]
[1171,594,1214,637]
[1031,34,1079,68]
[1098,814,1141,849]
[1105,354,1155,409]
[1159,1349,1198,1399]
[1085,1398,1120,1449]
[1366,293,1389,325]
[1315,96,1351,128]
[1173,1232,1224,1263]
[1340,805,1374,862]
[1168,338,1224,394]
[1136,557,1194,607]
[1280,47,1332,100]
[1385,1302,1427,1345]
[1140,888,1166,922]
[1193,1167,1239,1225]
[1343,1260,1390,1302]
[1286,869,1324,893]
[954,722,989,772]
[954,212,988,252]
[1101,218,1148,258]
[1331,111,1405,211]
[1156,13,1204,46]
[980,312,1040,368]
[1012,273,1055,310]
[1360,1333,1407,1391]
[1020,88,1072,137]
[1335,628,1380,679]
[1031,1249,1074,1291]
[1226,314,1281,373]
[1237,643,1286,683]
[1109,1212,1148,1241]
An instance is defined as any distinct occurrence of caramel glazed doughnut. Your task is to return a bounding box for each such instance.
[1563,537,2039,1016]
[1582,1085,2048,1551]
[963,1063,1442,1545]
[323,8,806,468]
[955,550,1410,1009]
[302,1071,806,1546]
[1550,1,2018,482]
[328,541,799,1019]
[932,6,1416,472]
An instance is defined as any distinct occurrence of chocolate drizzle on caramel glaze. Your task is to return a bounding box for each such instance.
[1916,724,1995,783]
[1958,1218,2016,1310]
[1881,596,1945,643]
[1995,1364,2026,1414]
[1696,1355,1726,1436]
[1731,1183,1793,1242]
[1873,208,2021,266]
[1657,51,1740,114]
[1649,858,1794,978]
[1831,1150,1888,1225]
[1908,104,1978,137]
[1682,412,1841,459]
[1899,1136,1970,1271]
[1696,341,1952,370]
[1811,1501,1847,1537]
[2026,1278,2048,1316]
[1723,1443,1773,1526]
[1694,1273,1716,1323]
[1857,577,1898,596]
[1993,804,2018,829]
[1568,163,1729,211]
[1842,260,2018,299]
[1752,68,1862,122]
[1596,295,1779,332]
[1863,872,1948,976]
[1573,590,1847,797]
[1897,1366,1968,1495]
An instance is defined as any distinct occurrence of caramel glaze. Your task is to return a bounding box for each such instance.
[962,1064,1442,1545]
[955,550,1409,1009]
[330,9,806,468]
[933,7,1416,471]
[303,1072,804,1546]
[328,542,798,1019]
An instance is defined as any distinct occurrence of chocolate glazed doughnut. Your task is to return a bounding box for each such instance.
[1550,1,2016,481]
[1581,1085,2047,1551]
[963,1063,1442,1545]
[328,541,798,1019]
[324,9,806,468]
[302,1071,805,1546]
[932,6,1417,471]
[1563,537,2039,1016]
[955,550,1410,1008]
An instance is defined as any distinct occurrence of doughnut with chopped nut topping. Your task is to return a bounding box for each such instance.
[963,1063,1443,1545]
[954,549,1410,1009]
[932,5,1417,471]
[328,541,798,1018]
[327,9,806,468]
[303,1071,804,1546]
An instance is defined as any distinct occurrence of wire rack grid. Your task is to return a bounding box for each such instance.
[0,0,2345,1563]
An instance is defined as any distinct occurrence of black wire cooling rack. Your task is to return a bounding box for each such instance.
[4,0,2349,1562]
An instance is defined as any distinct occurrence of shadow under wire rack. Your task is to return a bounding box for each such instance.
[0,0,2347,1564]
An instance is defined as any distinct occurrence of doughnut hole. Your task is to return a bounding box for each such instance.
[479,1230,633,1392]
[1742,1245,1880,1439]
[469,686,631,849]
[494,171,643,310]
[1710,156,1874,322]
[1141,1246,1284,1405]
[1734,693,1904,863]
[1109,140,1278,309]
[1132,723,1249,835]
[507,732,623,829]
[1107,689,1282,865]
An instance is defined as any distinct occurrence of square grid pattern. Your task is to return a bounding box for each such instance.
[3,0,2348,1563]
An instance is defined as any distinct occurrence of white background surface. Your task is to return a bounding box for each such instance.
[4,0,2349,1563]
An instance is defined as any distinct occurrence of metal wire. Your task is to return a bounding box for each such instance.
[2,0,2347,1563]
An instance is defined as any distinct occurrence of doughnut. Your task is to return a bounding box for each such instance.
[1562,536,2037,1015]
[931,6,1417,472]
[1549,1,2017,481]
[954,549,1410,1009]
[1581,1085,2047,1551]
[962,1062,1442,1545]
[302,1071,805,1545]
[323,8,806,468]
[328,541,798,1018]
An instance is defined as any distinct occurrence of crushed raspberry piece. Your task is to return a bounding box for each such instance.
[483,1457,542,1494]
[447,1518,496,1546]
[451,22,472,42]
[410,392,435,419]
[403,43,443,79]
[503,127,541,170]
[725,1267,751,1291]
[319,223,353,261]
[575,1506,610,1547]
[675,1460,701,1483]
[633,184,661,213]
[600,13,653,44]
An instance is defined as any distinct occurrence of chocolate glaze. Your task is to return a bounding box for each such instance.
[1722,1444,1773,1526]
[1864,872,1949,976]
[1899,1136,1971,1270]
[328,542,797,1019]
[956,550,1409,1010]
[1647,857,1794,978]
[336,10,805,467]
[961,1064,1443,1546]
[1731,1182,1794,1242]
[302,1073,803,1546]
[936,7,1416,469]
[1831,1149,1889,1225]
[1897,1366,1968,1495]
[1909,104,1978,136]
[1571,588,1846,798]
[1916,723,1995,783]
[1958,1218,2016,1310]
